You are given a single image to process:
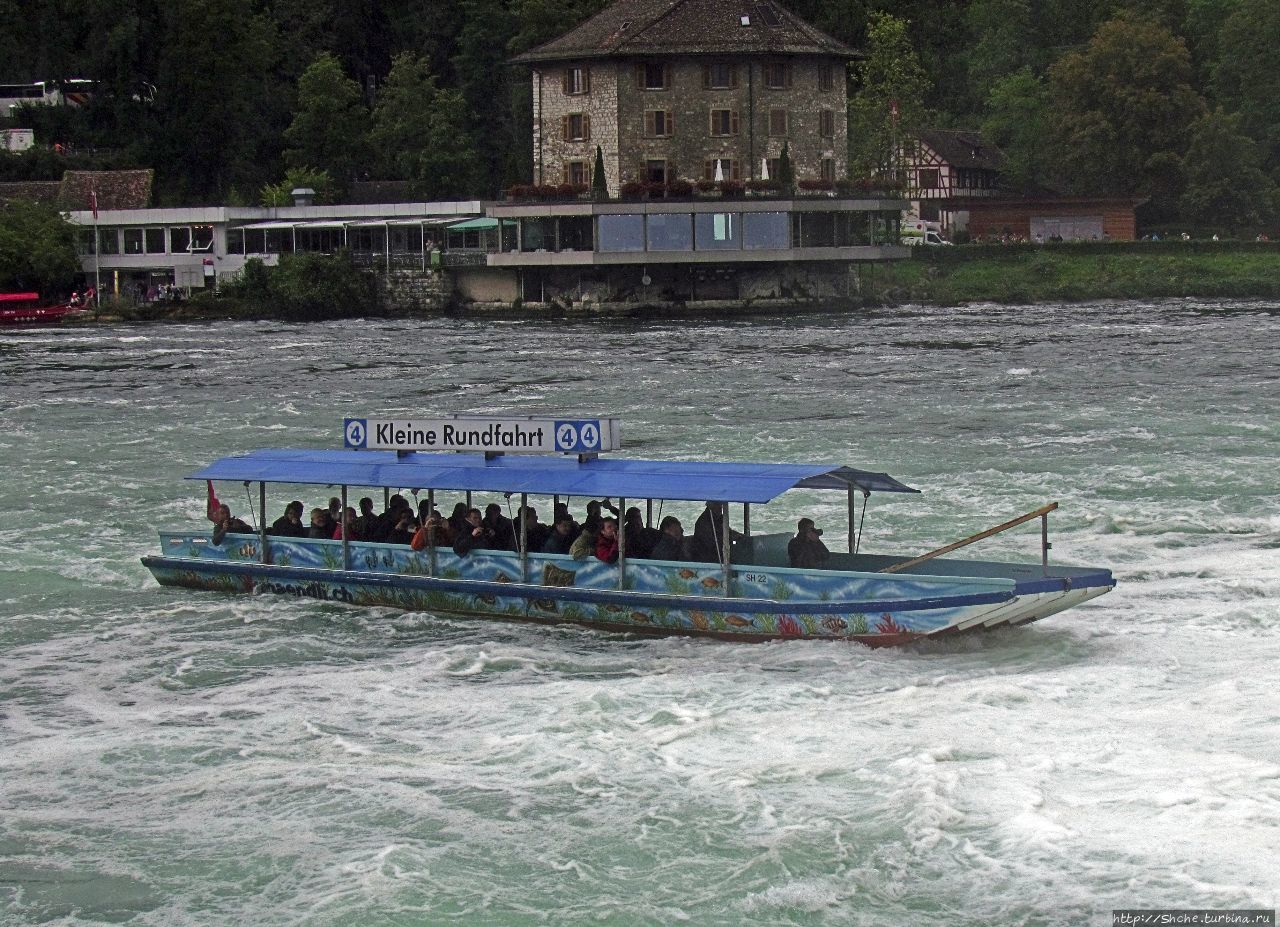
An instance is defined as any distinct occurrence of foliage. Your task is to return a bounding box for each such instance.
[259,167,337,208]
[283,53,370,190]
[0,200,80,294]
[981,68,1051,191]
[219,252,381,319]
[777,140,795,193]
[369,53,483,199]
[592,145,607,199]
[1211,0,1280,173]
[1179,109,1278,227]
[848,12,931,181]
[1048,15,1205,199]
[965,0,1034,100]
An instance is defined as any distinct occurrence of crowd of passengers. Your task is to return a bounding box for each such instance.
[213,496,831,568]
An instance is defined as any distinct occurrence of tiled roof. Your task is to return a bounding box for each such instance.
[59,169,154,210]
[513,0,857,64]
[916,129,1006,172]
[0,181,62,206]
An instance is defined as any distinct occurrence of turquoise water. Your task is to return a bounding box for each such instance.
[1,302,1277,925]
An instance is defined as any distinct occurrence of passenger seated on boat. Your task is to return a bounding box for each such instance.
[268,501,306,538]
[447,502,470,539]
[551,502,579,536]
[519,506,549,553]
[411,509,452,550]
[582,498,618,534]
[649,516,688,561]
[788,518,830,569]
[374,494,410,541]
[595,518,620,563]
[333,507,361,541]
[307,508,331,539]
[623,507,658,559]
[327,496,342,528]
[452,508,493,557]
[386,509,417,545]
[211,504,254,545]
[569,524,597,560]
[541,512,577,555]
[691,502,744,562]
[483,503,517,552]
[355,497,379,540]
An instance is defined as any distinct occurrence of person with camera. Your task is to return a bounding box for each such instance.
[452,508,493,557]
[787,517,830,569]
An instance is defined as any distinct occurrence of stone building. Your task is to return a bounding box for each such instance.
[512,0,856,196]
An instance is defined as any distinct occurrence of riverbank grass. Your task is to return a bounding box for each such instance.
[871,248,1280,304]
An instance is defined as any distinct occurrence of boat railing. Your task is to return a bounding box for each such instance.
[879,502,1059,575]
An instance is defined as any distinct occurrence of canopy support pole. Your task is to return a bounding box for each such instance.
[847,486,855,553]
[721,504,731,596]
[340,484,349,570]
[646,499,653,527]
[427,488,437,576]
[743,503,751,537]
[259,481,267,564]
[519,492,529,584]
[617,496,627,589]
[383,487,389,511]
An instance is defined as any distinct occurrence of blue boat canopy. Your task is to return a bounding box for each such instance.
[188,449,919,504]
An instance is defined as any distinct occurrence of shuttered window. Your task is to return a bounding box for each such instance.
[709,109,739,136]
[645,110,673,137]
[768,108,788,136]
[561,113,591,141]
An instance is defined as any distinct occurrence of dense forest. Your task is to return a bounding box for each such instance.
[1,0,1277,227]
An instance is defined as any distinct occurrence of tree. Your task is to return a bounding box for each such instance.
[0,201,80,294]
[1212,0,1280,174]
[1048,15,1204,198]
[259,167,337,207]
[847,12,930,181]
[778,140,795,193]
[1179,109,1278,227]
[592,144,607,200]
[284,53,370,191]
[965,0,1034,101]
[982,68,1051,191]
[369,53,483,199]
[151,0,287,202]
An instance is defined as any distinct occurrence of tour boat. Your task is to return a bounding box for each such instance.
[0,292,84,325]
[141,417,1116,646]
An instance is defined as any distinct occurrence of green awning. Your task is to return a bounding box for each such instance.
[446,217,515,231]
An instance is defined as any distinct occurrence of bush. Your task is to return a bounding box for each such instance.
[668,178,694,196]
[620,181,644,200]
[798,179,835,192]
[719,180,745,197]
[219,252,382,319]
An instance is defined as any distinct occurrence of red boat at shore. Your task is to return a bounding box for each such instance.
[0,292,86,325]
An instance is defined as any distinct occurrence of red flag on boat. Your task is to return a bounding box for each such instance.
[206,480,220,521]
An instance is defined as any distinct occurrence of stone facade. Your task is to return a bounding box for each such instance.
[533,55,848,195]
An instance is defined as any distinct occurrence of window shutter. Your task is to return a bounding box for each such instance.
[731,66,739,89]
[702,64,711,89]
[561,115,569,142]
[562,163,570,184]
[666,110,673,136]
[584,114,591,140]
[731,110,739,134]
[664,64,671,89]
[563,70,571,94]
[636,63,645,88]
[583,68,590,93]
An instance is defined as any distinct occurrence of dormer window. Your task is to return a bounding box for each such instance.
[740,14,751,25]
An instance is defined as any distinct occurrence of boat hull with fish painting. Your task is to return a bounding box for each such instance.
[142,445,1115,646]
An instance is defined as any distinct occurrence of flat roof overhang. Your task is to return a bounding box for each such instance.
[486,246,910,267]
[487,198,906,218]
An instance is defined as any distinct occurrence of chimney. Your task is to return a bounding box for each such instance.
[291,187,316,207]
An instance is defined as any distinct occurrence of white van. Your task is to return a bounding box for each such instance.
[902,221,951,246]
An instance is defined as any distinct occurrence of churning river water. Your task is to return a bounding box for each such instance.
[1,301,1277,926]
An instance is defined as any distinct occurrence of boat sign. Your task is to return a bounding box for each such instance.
[343,416,621,454]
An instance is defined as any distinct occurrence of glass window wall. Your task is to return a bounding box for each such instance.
[694,212,741,250]
[742,212,790,250]
[646,213,692,251]
[597,214,645,252]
